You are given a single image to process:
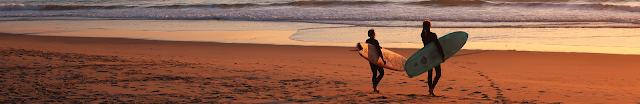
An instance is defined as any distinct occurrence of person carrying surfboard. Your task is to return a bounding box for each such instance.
[366,29,386,93]
[422,20,447,96]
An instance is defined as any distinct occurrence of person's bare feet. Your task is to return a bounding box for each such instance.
[429,89,436,96]
[373,86,380,93]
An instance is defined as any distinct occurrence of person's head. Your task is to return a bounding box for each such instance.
[423,20,431,30]
[368,29,375,38]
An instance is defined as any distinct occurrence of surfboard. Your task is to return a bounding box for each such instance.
[405,31,468,78]
[356,42,407,71]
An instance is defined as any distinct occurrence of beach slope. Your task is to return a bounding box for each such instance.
[1,33,639,103]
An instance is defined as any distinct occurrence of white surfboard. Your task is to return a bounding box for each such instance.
[356,42,407,71]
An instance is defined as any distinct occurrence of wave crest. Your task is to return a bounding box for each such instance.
[407,0,489,6]
[3,1,640,12]
[498,2,640,12]
[0,3,133,11]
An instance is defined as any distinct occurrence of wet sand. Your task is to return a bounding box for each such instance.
[1,33,639,103]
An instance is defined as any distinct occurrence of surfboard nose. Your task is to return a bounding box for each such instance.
[356,43,363,50]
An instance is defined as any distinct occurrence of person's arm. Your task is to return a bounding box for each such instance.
[434,40,446,62]
[375,40,387,64]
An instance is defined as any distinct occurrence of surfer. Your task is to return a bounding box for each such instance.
[366,29,386,93]
[422,20,447,96]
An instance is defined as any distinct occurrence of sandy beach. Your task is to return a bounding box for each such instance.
[3,0,640,103]
[1,33,640,103]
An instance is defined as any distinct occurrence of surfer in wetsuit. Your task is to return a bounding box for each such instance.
[366,29,386,93]
[422,20,447,96]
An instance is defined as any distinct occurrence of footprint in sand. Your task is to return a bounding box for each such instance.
[460,67,511,101]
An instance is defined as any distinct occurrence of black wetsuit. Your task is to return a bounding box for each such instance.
[421,30,445,89]
[366,38,384,87]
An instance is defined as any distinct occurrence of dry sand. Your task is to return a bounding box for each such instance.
[1,33,640,103]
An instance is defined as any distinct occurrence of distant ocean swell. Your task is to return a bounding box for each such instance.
[0,3,135,11]
[2,9,639,25]
[1,1,640,25]
[2,1,640,12]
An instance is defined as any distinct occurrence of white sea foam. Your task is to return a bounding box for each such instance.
[1,0,640,54]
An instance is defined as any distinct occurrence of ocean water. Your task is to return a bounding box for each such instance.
[1,0,640,54]
[3,0,640,23]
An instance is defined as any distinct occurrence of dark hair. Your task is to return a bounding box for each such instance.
[423,20,431,28]
[368,29,375,37]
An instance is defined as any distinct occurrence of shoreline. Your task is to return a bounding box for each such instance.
[1,19,640,55]
[2,33,640,103]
